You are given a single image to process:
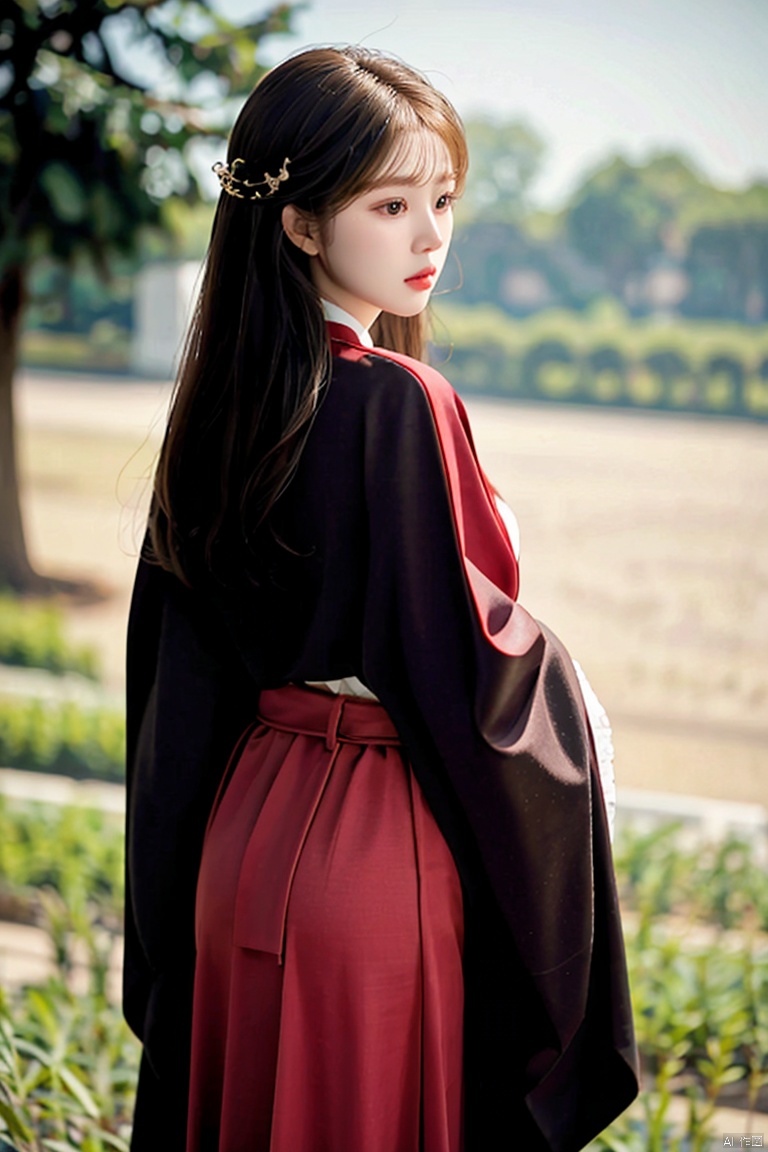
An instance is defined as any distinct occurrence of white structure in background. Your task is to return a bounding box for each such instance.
[132,261,202,378]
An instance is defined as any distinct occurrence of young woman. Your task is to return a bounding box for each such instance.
[125,45,638,1152]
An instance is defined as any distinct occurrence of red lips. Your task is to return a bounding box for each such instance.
[405,265,437,289]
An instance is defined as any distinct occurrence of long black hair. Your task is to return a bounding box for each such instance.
[150,46,468,587]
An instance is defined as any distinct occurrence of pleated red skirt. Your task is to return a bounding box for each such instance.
[186,684,465,1152]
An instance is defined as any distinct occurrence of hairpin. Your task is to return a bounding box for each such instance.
[212,157,291,201]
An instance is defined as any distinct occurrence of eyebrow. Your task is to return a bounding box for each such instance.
[367,170,456,190]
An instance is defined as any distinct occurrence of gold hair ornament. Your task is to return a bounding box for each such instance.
[212,157,291,201]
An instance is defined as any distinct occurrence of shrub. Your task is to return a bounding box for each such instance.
[434,301,768,420]
[587,824,768,1149]
[0,797,123,922]
[0,596,99,680]
[0,699,125,782]
[587,346,626,403]
[0,979,137,1150]
[0,804,133,1148]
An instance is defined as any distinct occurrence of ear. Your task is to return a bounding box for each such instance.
[282,204,321,257]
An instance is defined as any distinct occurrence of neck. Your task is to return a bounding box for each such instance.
[321,300,374,347]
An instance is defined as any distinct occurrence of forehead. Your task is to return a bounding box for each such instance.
[365,129,455,189]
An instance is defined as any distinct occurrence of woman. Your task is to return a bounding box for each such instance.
[125,45,638,1152]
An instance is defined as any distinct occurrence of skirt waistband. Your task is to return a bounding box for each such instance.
[258,683,401,751]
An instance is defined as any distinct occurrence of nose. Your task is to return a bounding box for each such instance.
[413,208,444,253]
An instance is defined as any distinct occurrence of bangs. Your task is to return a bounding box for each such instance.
[305,49,468,220]
[353,86,468,198]
[364,126,464,191]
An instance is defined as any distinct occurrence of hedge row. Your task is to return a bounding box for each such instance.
[433,303,768,418]
[0,697,124,782]
[0,796,123,918]
[0,594,99,680]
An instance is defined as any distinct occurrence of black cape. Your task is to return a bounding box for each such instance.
[125,325,639,1150]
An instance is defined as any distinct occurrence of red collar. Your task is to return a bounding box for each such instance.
[326,321,368,350]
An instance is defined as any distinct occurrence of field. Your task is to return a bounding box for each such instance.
[15,369,768,805]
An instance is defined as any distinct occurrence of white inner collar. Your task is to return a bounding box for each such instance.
[321,300,374,348]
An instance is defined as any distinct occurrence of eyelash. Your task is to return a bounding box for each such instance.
[378,193,456,217]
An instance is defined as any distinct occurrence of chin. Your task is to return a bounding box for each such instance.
[386,298,433,319]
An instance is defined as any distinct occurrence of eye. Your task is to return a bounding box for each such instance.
[378,199,406,216]
[436,192,456,211]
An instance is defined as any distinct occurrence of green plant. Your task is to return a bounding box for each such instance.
[0,811,135,1150]
[586,821,768,1150]
[0,699,124,781]
[2,801,767,1149]
[615,823,768,932]
[0,797,123,924]
[433,300,768,420]
[0,596,99,680]
[0,980,138,1151]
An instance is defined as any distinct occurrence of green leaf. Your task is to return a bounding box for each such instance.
[0,1097,33,1144]
[93,1132,130,1152]
[1,0,299,280]
[720,1065,748,1084]
[13,1038,52,1066]
[39,162,88,226]
[57,1064,99,1119]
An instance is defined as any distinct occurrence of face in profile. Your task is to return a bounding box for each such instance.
[283,133,457,329]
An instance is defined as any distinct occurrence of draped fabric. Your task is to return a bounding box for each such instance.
[186,684,464,1152]
[124,322,638,1152]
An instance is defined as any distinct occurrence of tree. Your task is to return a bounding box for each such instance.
[563,155,686,300]
[0,0,295,590]
[458,116,546,224]
[682,220,768,322]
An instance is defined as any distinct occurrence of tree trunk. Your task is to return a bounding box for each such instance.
[0,264,37,590]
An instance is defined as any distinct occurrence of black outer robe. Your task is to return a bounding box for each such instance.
[124,325,639,1151]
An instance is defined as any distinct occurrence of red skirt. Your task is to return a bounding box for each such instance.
[186,684,464,1152]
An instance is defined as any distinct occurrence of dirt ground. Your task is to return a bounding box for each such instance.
[15,370,768,807]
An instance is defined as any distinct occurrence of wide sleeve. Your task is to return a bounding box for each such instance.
[493,489,616,840]
[359,356,638,1151]
[124,557,256,1076]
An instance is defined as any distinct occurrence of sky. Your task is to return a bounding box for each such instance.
[217,0,768,209]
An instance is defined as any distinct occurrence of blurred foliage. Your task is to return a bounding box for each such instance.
[590,930,768,1151]
[24,257,132,337]
[450,150,768,322]
[0,595,99,679]
[616,821,768,935]
[0,698,124,781]
[0,798,131,1150]
[0,796,767,1145]
[0,980,137,1151]
[457,116,546,224]
[682,221,768,322]
[432,300,768,419]
[0,0,298,278]
[565,153,768,316]
[19,325,130,371]
[0,595,121,781]
[564,155,685,299]
[0,796,123,922]
[0,0,298,587]
[590,822,768,1150]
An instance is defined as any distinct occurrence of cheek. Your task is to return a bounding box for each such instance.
[434,219,453,272]
[333,224,395,279]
